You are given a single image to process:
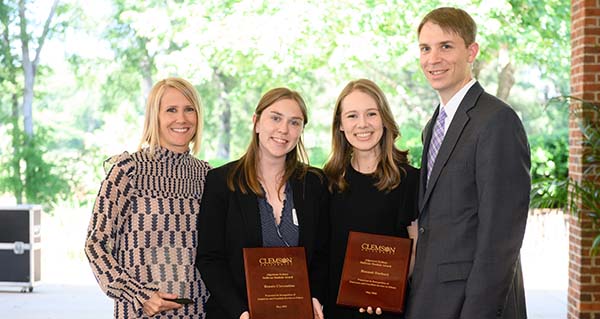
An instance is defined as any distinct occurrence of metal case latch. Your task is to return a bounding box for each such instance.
[13,241,25,254]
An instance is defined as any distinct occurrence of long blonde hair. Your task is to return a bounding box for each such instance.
[227,87,310,196]
[323,79,408,193]
[138,77,203,155]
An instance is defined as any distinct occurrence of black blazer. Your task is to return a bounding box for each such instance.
[407,82,530,319]
[195,161,329,319]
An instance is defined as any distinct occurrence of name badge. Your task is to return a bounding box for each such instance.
[292,208,299,226]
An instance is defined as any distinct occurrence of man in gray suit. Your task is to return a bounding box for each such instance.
[406,7,531,319]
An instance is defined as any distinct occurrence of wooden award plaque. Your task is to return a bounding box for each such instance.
[336,231,412,313]
[243,247,313,319]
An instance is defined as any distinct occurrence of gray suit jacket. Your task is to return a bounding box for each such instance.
[406,82,530,319]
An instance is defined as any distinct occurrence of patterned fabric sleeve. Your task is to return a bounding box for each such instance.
[84,153,159,313]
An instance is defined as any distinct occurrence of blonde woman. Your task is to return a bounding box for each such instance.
[85,77,210,318]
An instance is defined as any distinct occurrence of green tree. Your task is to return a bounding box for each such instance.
[55,0,571,206]
[0,0,70,208]
[0,0,24,201]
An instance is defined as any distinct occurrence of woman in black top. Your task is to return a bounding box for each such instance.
[322,79,419,319]
[196,87,328,319]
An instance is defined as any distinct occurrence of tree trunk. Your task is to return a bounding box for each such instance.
[472,60,484,80]
[11,93,23,204]
[19,0,58,138]
[1,2,23,203]
[213,69,232,159]
[19,0,33,137]
[496,62,515,102]
[141,67,153,98]
[218,99,232,159]
[17,0,58,204]
[139,37,154,97]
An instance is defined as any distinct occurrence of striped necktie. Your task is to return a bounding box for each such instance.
[427,108,447,183]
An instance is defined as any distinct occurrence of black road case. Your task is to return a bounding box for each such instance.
[0,205,42,292]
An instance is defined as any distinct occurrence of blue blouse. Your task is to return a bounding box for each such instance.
[257,182,299,247]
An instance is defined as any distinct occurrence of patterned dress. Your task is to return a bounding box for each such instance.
[85,147,210,318]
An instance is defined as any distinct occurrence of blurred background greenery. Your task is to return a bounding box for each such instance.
[0,0,570,212]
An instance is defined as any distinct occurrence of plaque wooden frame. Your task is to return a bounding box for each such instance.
[243,247,313,319]
[336,231,412,314]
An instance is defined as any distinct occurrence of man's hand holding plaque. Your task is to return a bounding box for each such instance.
[336,231,412,314]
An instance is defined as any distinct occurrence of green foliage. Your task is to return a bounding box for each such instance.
[530,178,568,209]
[529,130,568,180]
[22,133,71,208]
[0,125,71,210]
[528,131,569,209]
[307,147,329,168]
[530,97,600,254]
[485,0,570,90]
[206,157,229,169]
[398,122,423,167]
[0,1,574,218]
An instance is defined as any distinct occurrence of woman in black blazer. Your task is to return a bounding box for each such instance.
[195,87,328,319]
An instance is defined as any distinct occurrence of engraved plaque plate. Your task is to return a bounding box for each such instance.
[336,231,412,314]
[243,247,313,319]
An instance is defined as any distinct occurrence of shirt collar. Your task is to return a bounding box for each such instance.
[437,79,476,131]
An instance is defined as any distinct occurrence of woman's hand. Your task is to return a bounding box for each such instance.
[142,291,183,316]
[240,311,250,319]
[312,297,324,319]
[359,306,382,315]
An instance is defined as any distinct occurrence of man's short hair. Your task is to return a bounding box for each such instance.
[418,7,477,46]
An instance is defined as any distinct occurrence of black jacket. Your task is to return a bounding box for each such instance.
[195,161,329,319]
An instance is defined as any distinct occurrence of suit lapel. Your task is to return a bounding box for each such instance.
[419,83,484,214]
[419,112,436,211]
[237,191,262,247]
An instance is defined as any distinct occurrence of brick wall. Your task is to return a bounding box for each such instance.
[569,0,600,318]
